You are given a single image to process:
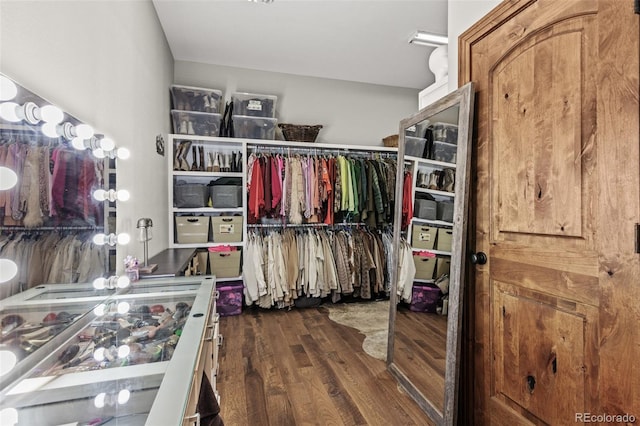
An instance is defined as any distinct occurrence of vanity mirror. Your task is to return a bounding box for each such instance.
[0,73,127,298]
[387,82,474,425]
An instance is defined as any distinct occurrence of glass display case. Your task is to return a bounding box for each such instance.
[0,276,218,426]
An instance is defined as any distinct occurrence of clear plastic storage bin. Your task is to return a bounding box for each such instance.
[231,92,277,118]
[171,85,223,113]
[430,122,459,144]
[171,110,221,137]
[432,141,457,163]
[232,115,277,140]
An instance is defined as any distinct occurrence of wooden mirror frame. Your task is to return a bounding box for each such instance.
[387,82,475,426]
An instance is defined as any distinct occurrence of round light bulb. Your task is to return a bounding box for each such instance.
[92,277,107,290]
[71,137,86,150]
[93,347,106,362]
[117,301,130,314]
[100,138,115,151]
[39,105,64,124]
[41,122,59,138]
[92,234,107,245]
[0,259,18,283]
[94,392,106,408]
[0,102,20,122]
[92,189,107,202]
[0,167,18,190]
[0,76,18,101]
[117,276,131,289]
[117,345,130,359]
[0,350,17,376]
[117,233,130,245]
[74,124,94,139]
[93,304,107,316]
[116,147,130,160]
[116,189,130,201]
[92,148,106,159]
[118,389,131,405]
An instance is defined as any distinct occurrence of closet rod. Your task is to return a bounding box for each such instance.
[248,145,397,159]
[247,223,327,228]
[0,225,104,231]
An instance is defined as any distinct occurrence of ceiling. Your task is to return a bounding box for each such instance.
[152,0,448,90]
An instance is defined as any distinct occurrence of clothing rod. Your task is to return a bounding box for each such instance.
[247,222,375,228]
[248,145,397,158]
[0,225,104,231]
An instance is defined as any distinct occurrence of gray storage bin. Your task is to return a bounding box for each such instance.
[437,201,454,222]
[432,141,457,163]
[210,185,242,208]
[414,199,437,220]
[174,184,208,208]
[405,136,428,158]
[430,122,459,144]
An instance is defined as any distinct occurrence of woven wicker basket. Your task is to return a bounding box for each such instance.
[383,134,399,147]
[278,124,323,142]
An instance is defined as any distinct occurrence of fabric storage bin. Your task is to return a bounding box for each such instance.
[436,228,453,252]
[209,250,241,279]
[171,85,222,113]
[437,201,454,222]
[174,183,208,208]
[430,122,459,144]
[435,258,451,279]
[231,92,277,118]
[175,216,210,244]
[405,136,429,158]
[413,255,436,280]
[211,216,243,243]
[410,284,441,313]
[432,141,457,163]
[210,185,242,208]
[232,115,277,140]
[412,225,437,250]
[414,199,437,220]
[171,110,221,137]
[217,280,244,316]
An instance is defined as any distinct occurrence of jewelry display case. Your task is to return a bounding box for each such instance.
[0,276,220,426]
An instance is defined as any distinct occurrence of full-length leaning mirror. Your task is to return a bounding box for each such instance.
[387,82,474,425]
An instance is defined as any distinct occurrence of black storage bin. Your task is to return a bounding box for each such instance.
[174,183,208,208]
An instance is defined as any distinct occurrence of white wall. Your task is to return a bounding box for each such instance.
[174,61,419,146]
[448,0,502,90]
[0,0,174,270]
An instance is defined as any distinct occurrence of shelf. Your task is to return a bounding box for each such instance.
[172,171,243,178]
[172,242,244,249]
[173,207,243,213]
[405,155,456,168]
[415,187,455,198]
[413,278,436,284]
[411,218,454,227]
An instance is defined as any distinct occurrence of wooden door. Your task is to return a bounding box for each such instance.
[460,1,639,424]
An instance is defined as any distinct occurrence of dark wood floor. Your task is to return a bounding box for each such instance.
[216,305,435,425]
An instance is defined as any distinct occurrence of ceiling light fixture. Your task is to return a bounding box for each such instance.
[409,31,448,48]
[248,0,274,3]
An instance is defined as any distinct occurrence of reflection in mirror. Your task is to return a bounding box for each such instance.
[387,82,475,425]
[0,73,131,389]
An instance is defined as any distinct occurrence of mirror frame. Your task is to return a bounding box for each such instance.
[387,82,475,426]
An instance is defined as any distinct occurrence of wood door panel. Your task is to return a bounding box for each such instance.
[490,17,596,249]
[493,284,588,424]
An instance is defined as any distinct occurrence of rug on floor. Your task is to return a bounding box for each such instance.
[326,300,389,361]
